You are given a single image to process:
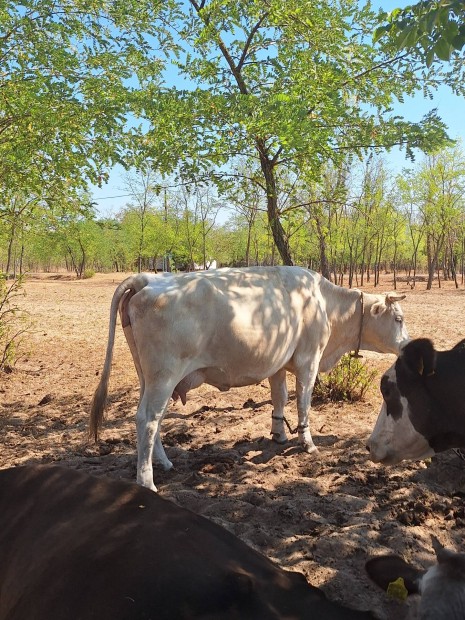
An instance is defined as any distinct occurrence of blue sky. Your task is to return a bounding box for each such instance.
[90,2,465,218]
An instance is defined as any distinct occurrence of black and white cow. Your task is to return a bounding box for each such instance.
[0,464,376,620]
[366,338,465,465]
[366,536,465,619]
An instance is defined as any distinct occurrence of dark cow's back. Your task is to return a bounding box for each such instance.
[0,465,374,620]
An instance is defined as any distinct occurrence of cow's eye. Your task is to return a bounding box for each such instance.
[395,316,403,323]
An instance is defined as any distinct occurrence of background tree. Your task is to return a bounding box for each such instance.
[136,0,450,265]
[0,191,38,276]
[1,0,166,201]
[397,173,426,287]
[226,168,263,267]
[397,145,465,289]
[51,200,101,278]
[93,219,127,273]
[173,185,220,270]
[122,170,160,273]
[4,144,465,286]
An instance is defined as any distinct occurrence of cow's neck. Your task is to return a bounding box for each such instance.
[319,283,362,373]
[430,432,465,452]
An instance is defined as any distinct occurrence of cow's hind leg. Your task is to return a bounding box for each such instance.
[269,369,289,444]
[295,367,319,455]
[123,323,172,471]
[136,386,172,492]
[153,429,173,471]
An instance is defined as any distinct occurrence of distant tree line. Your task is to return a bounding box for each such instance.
[1,146,464,290]
[3,0,464,277]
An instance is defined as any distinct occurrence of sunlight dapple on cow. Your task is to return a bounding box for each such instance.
[90,266,409,490]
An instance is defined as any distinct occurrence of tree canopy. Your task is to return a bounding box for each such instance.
[132,0,452,263]
[375,0,465,64]
[1,0,461,266]
[1,0,165,196]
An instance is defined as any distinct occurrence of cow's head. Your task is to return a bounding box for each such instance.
[361,292,409,355]
[366,338,437,465]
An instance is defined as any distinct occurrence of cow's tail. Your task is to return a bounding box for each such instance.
[89,275,142,442]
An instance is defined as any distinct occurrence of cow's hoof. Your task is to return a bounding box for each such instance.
[159,459,173,472]
[302,443,319,456]
[137,477,158,493]
[271,433,288,445]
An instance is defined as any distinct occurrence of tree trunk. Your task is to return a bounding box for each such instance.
[19,244,25,276]
[256,139,293,266]
[245,222,252,266]
[451,248,459,289]
[6,220,16,276]
[78,239,86,278]
[427,254,436,290]
[315,215,331,280]
[460,237,465,284]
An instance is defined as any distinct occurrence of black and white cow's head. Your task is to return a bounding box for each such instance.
[367,338,465,465]
[366,537,465,620]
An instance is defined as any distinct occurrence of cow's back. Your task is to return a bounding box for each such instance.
[0,465,373,619]
[126,267,324,383]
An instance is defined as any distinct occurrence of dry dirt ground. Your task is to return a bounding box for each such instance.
[1,271,465,619]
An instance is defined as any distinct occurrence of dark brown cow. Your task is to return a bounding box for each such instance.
[0,465,375,620]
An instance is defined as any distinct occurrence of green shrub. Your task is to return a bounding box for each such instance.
[0,275,32,371]
[313,353,377,403]
[83,269,95,279]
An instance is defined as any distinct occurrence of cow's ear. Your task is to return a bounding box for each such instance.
[386,292,406,304]
[431,536,465,570]
[365,555,423,595]
[402,338,436,377]
[370,292,406,316]
[432,536,448,563]
[370,300,387,316]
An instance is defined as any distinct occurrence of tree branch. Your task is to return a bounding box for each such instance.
[237,13,269,72]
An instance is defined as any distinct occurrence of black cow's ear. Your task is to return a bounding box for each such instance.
[432,536,449,563]
[452,339,465,352]
[402,338,436,377]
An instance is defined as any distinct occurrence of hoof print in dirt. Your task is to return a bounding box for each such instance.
[164,431,193,447]
[396,501,429,526]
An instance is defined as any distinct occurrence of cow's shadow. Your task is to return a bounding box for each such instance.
[244,434,339,465]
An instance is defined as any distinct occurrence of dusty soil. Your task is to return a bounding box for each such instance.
[1,271,464,619]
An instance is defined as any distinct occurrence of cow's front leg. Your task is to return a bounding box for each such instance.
[295,368,319,455]
[269,369,289,444]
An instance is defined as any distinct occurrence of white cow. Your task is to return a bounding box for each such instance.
[90,266,408,491]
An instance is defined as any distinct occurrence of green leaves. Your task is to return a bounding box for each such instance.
[375,0,465,63]
[2,0,459,266]
[0,0,166,198]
